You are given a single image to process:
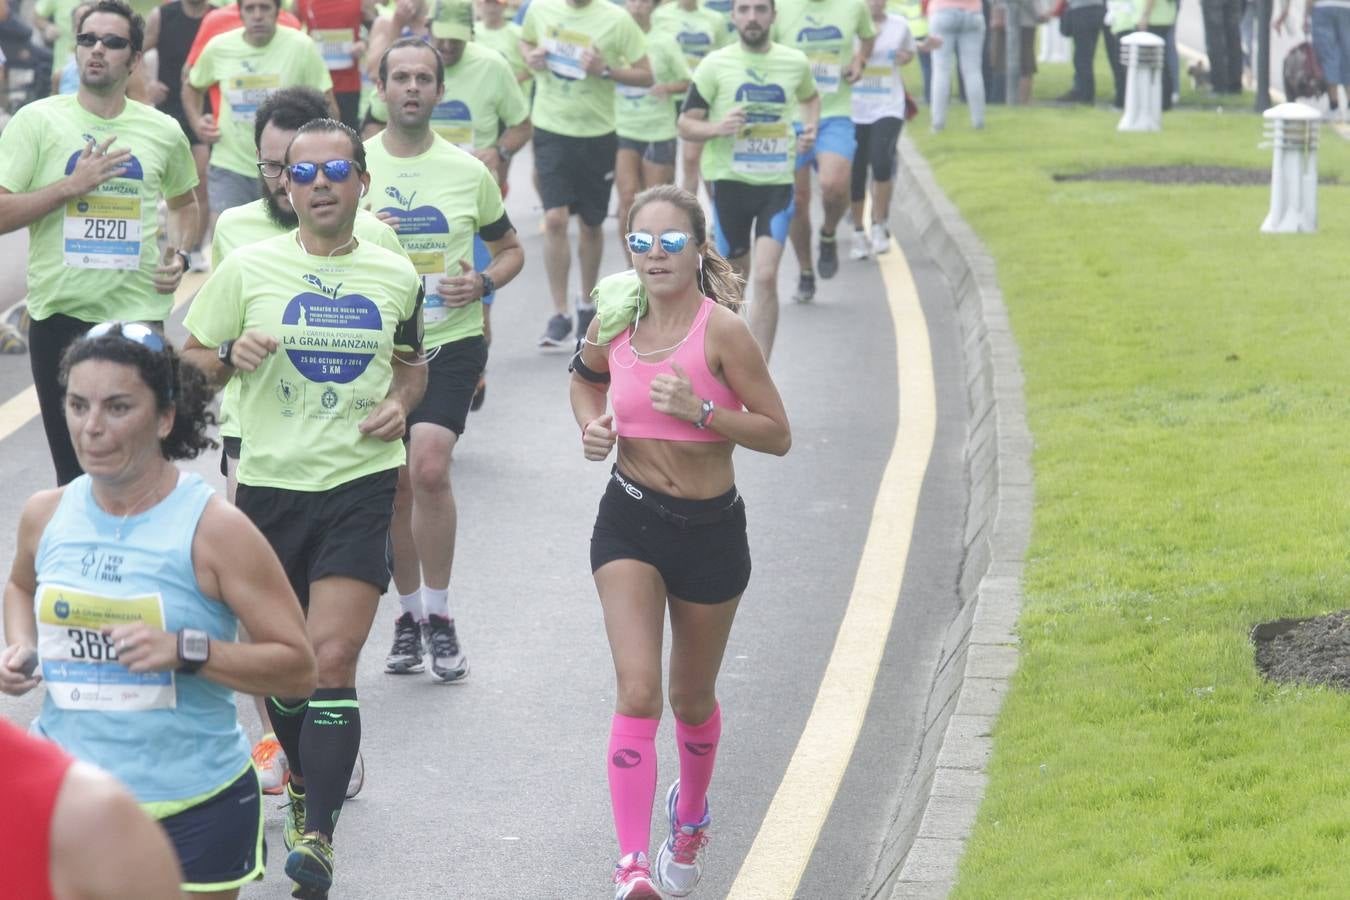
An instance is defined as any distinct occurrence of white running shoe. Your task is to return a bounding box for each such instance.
[848,228,870,260]
[346,750,365,799]
[871,223,892,256]
[613,851,661,900]
[251,735,288,795]
[654,781,711,897]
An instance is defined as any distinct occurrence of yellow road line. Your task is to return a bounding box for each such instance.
[0,272,207,446]
[727,231,938,898]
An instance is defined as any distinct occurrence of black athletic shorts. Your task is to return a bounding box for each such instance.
[219,435,241,478]
[157,766,264,891]
[617,136,678,165]
[235,468,398,606]
[590,468,751,604]
[533,127,617,227]
[408,335,488,435]
[850,118,904,202]
[708,180,794,260]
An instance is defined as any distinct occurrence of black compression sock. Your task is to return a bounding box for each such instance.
[299,688,361,839]
[267,696,309,782]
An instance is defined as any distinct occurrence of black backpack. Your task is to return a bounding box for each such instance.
[1283,41,1329,100]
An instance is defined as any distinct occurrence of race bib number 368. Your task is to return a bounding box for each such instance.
[36,583,174,711]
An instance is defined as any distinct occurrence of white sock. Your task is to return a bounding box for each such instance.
[399,589,423,620]
[423,586,451,621]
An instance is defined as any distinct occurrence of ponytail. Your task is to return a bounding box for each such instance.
[699,246,744,309]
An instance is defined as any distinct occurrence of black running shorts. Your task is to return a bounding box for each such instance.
[533,127,617,227]
[408,335,489,436]
[157,766,264,891]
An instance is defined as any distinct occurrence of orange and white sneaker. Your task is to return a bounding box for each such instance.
[612,851,661,900]
[251,734,289,795]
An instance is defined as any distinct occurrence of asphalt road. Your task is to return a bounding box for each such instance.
[0,153,970,899]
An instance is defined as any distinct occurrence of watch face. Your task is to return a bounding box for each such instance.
[182,630,210,662]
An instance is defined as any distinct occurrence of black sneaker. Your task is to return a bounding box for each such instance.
[425,614,469,683]
[383,612,424,674]
[575,302,597,343]
[793,272,816,304]
[817,230,839,279]
[538,313,573,349]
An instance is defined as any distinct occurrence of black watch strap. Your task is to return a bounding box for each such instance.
[176,250,191,273]
[217,339,236,368]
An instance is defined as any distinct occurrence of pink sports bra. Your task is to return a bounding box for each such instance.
[609,298,743,442]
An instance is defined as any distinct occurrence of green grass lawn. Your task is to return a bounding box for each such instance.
[909,76,1350,898]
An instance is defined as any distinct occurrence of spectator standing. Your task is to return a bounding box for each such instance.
[1105,0,1175,109]
[1058,0,1105,102]
[889,0,933,100]
[928,0,985,129]
[1201,0,1243,92]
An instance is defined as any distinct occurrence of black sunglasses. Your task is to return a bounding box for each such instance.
[76,32,133,50]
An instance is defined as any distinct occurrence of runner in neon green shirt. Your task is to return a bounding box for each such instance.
[679,0,818,358]
[34,0,84,78]
[473,0,532,95]
[0,2,199,486]
[520,0,651,348]
[652,0,730,193]
[367,38,524,684]
[614,0,690,256]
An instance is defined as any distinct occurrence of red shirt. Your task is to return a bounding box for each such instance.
[186,7,305,116]
[0,719,75,900]
[296,0,364,94]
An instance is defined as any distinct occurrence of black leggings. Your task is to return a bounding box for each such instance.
[850,118,905,203]
[28,313,98,485]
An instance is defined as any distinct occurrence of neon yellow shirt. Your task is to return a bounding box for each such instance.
[692,42,817,185]
[0,95,198,323]
[432,41,530,150]
[772,0,876,119]
[652,2,730,71]
[187,28,333,178]
[474,20,532,94]
[35,0,82,76]
[364,133,507,348]
[521,0,648,137]
[184,232,420,491]
[211,200,408,440]
[615,31,690,142]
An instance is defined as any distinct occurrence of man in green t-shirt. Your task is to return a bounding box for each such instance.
[368,37,523,683]
[679,0,818,359]
[772,0,873,301]
[520,0,651,348]
[182,0,336,222]
[0,0,199,485]
[182,119,426,900]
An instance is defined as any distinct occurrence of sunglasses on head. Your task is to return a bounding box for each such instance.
[626,230,691,255]
[85,321,167,353]
[287,159,361,184]
[76,32,132,50]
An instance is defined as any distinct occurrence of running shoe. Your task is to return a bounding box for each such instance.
[654,781,712,897]
[848,227,871,261]
[345,750,364,799]
[0,323,26,355]
[252,734,289,795]
[612,851,661,900]
[282,783,306,852]
[539,313,573,348]
[384,611,425,674]
[871,223,892,256]
[575,301,597,343]
[793,272,816,304]
[5,301,30,336]
[425,614,469,683]
[286,832,334,898]
[469,374,487,411]
[817,229,839,279]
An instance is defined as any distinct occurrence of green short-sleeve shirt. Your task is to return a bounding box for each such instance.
[364,133,508,348]
[188,28,333,178]
[652,2,730,71]
[35,0,82,73]
[474,21,532,94]
[431,42,531,150]
[692,42,817,185]
[0,95,198,323]
[615,31,691,142]
[210,200,408,440]
[521,0,648,137]
[184,232,420,491]
[772,0,876,119]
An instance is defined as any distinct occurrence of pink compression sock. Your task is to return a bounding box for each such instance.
[608,713,660,858]
[675,704,721,826]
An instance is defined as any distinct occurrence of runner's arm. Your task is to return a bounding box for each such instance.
[677,84,738,141]
[164,189,199,260]
[365,15,397,80]
[180,79,212,139]
[701,307,791,455]
[1,491,62,695]
[479,216,523,292]
[324,88,341,120]
[606,53,653,87]
[571,315,615,460]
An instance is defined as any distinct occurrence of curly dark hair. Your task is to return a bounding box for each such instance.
[60,325,217,461]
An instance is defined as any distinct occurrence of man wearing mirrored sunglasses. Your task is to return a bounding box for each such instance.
[183,118,427,900]
[0,0,199,486]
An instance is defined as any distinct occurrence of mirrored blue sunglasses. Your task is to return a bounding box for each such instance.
[287,159,361,184]
[626,230,690,255]
[84,321,167,353]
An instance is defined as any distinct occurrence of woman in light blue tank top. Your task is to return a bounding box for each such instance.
[0,322,316,899]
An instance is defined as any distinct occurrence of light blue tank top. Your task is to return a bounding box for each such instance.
[33,472,250,803]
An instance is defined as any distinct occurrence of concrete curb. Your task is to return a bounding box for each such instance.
[869,135,1034,899]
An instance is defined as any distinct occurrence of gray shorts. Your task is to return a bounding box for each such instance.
[617,136,677,166]
[207,164,261,215]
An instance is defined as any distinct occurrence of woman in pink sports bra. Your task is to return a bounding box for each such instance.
[570,184,791,900]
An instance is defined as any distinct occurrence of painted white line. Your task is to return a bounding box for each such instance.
[727,232,938,898]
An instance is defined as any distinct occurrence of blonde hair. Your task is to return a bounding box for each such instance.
[627,184,744,309]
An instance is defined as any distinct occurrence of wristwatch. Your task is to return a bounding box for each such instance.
[217,339,236,368]
[176,250,191,274]
[494,142,514,162]
[601,64,613,80]
[480,273,496,297]
[692,398,715,430]
[177,628,210,674]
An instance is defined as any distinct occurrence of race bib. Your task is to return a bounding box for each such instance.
[314,28,355,70]
[855,64,894,97]
[409,249,448,322]
[431,123,475,152]
[543,26,591,80]
[63,193,142,270]
[36,583,174,712]
[616,83,650,101]
[808,50,843,94]
[731,122,792,176]
[226,72,282,123]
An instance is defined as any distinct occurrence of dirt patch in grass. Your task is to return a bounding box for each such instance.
[1054,166,1340,186]
[1252,612,1350,691]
